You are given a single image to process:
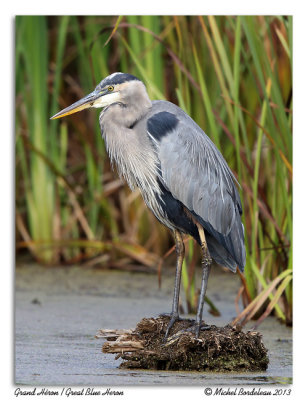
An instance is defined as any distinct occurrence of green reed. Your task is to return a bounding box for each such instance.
[15,15,292,324]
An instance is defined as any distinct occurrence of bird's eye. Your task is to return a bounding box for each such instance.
[108,86,114,92]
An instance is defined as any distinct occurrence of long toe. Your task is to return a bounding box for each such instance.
[194,321,211,337]
[165,321,209,345]
[164,314,180,340]
[159,313,194,322]
[159,312,174,318]
[165,324,201,346]
[200,324,211,331]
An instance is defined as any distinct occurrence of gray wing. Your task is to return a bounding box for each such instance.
[147,103,245,270]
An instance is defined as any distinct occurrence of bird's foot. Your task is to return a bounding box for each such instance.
[158,313,187,341]
[163,313,180,341]
[164,321,211,346]
[193,322,211,338]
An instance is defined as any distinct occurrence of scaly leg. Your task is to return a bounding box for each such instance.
[164,230,185,338]
[194,223,212,338]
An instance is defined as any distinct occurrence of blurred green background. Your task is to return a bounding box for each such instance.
[15,15,292,325]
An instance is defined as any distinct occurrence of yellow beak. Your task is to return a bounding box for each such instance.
[50,89,104,120]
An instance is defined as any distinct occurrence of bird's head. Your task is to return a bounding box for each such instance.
[50,72,146,120]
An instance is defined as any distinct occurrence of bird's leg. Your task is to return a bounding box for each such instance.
[194,223,212,338]
[164,230,185,339]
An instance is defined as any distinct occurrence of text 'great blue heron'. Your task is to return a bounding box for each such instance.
[51,72,246,338]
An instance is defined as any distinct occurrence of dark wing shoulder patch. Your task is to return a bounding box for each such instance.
[147,112,178,142]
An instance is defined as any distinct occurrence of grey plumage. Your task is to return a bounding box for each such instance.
[99,94,245,271]
[51,72,246,337]
[147,101,245,271]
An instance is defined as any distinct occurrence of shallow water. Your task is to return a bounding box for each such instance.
[15,263,292,385]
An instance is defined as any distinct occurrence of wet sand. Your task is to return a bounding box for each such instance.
[15,263,292,385]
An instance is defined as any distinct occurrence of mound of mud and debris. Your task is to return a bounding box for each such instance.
[96,316,269,372]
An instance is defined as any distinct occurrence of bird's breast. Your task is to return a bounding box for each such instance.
[101,122,172,227]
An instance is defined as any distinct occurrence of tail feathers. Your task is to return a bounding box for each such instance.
[200,209,246,272]
[206,235,238,273]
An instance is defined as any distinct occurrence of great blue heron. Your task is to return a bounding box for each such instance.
[51,72,246,338]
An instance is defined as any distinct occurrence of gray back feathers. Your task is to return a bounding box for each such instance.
[146,101,245,270]
[98,78,245,271]
[150,101,241,235]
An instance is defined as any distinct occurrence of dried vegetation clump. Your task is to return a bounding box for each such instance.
[96,316,269,371]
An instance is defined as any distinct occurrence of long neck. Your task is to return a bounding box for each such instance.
[98,90,159,195]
